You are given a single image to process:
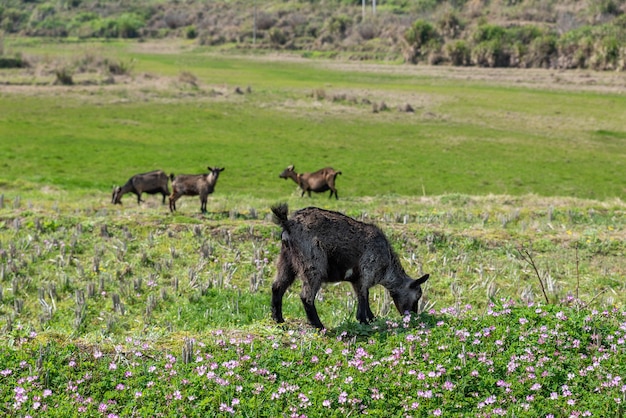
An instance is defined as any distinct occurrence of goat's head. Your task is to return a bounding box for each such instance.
[390,274,429,316]
[279,165,295,179]
[207,167,225,181]
[111,186,122,204]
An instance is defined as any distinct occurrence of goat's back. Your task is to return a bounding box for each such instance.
[281,206,387,255]
[131,170,168,185]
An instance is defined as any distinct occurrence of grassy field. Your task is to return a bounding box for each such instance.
[1,38,626,416]
[1,38,626,201]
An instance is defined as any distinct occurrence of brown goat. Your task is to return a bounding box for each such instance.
[111,170,170,205]
[279,165,342,200]
[270,203,430,329]
[169,167,225,214]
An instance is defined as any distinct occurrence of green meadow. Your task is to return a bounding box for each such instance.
[1,38,626,416]
[1,39,625,202]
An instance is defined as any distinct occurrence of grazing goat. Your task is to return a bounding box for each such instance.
[279,165,342,200]
[270,203,430,329]
[112,170,170,205]
[169,167,225,213]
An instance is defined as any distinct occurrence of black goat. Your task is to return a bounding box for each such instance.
[112,170,170,205]
[270,203,430,329]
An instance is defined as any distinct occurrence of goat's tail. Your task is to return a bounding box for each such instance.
[169,173,175,181]
[271,203,289,228]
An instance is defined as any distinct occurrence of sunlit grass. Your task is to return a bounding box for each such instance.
[1,38,626,416]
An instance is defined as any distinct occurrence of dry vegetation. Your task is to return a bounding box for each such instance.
[1,0,626,70]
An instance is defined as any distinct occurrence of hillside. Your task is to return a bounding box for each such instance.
[1,0,626,70]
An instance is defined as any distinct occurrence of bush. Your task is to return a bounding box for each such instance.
[325,15,352,37]
[0,56,27,68]
[105,58,134,76]
[185,25,197,39]
[591,35,621,69]
[472,39,510,67]
[54,67,73,85]
[268,27,287,46]
[524,34,558,68]
[1,8,29,33]
[255,12,276,31]
[471,23,507,43]
[437,9,464,39]
[117,13,145,38]
[405,19,439,62]
[445,40,470,66]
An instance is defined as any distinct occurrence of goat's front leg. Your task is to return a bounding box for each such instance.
[353,284,375,323]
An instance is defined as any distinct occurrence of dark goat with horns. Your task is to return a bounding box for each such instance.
[270,203,430,329]
[111,170,171,205]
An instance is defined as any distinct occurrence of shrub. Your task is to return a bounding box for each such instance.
[117,13,145,38]
[437,9,464,39]
[472,39,510,67]
[0,56,27,68]
[255,12,276,31]
[54,67,73,85]
[471,23,507,43]
[591,35,621,70]
[185,25,197,39]
[445,39,471,65]
[405,19,438,49]
[268,27,287,45]
[508,24,544,44]
[325,15,352,37]
[104,57,134,76]
[357,21,378,40]
[524,34,558,68]
[405,19,439,62]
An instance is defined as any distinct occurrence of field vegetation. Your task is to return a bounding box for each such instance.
[0,38,626,416]
[1,0,626,70]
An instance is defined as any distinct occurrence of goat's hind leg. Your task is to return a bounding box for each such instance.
[300,276,324,329]
[168,193,179,213]
[271,247,297,324]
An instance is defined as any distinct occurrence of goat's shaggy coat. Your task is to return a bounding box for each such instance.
[271,203,429,329]
[111,170,170,205]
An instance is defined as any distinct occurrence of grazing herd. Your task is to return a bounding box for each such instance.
[111,165,431,329]
[111,164,341,212]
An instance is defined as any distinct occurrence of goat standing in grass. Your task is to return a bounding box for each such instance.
[112,170,170,205]
[270,203,430,329]
[169,167,225,214]
[279,165,342,199]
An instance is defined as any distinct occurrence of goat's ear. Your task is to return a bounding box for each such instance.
[219,167,225,172]
[411,274,429,288]
[207,166,213,171]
